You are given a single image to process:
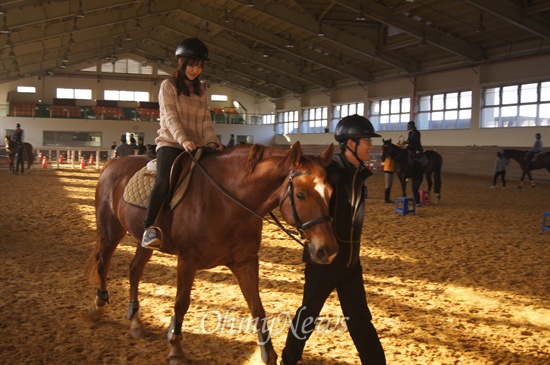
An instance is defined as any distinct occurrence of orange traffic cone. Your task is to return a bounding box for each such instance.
[80,156,86,169]
[59,153,64,164]
[42,156,48,168]
[38,152,43,163]
[89,153,95,165]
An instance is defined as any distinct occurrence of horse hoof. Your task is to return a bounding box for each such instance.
[88,304,105,322]
[168,355,188,365]
[168,348,188,365]
[129,316,143,338]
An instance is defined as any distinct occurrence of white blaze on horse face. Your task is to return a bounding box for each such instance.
[313,177,327,201]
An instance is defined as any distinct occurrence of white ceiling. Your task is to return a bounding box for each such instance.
[1,0,550,98]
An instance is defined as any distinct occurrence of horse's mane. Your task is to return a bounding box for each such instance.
[244,144,295,176]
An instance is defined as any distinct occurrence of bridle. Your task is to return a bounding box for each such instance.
[384,142,406,161]
[188,148,332,247]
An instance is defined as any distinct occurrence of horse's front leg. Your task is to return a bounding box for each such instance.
[399,174,407,197]
[126,247,154,338]
[168,256,198,364]
[528,171,535,188]
[229,259,277,365]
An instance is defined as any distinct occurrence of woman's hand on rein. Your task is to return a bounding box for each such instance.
[182,140,197,153]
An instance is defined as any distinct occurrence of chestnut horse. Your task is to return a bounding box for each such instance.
[502,149,550,188]
[86,142,338,365]
[4,136,34,174]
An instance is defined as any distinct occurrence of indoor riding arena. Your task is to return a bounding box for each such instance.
[1,1,549,365]
[0,161,548,365]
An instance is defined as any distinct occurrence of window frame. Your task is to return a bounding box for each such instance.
[301,106,328,134]
[416,90,472,130]
[369,97,411,131]
[481,81,550,128]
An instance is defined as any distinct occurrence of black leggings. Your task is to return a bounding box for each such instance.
[492,171,506,187]
[144,146,184,228]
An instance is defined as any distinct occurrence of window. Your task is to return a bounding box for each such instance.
[331,102,364,132]
[17,86,36,93]
[211,94,228,102]
[104,90,149,102]
[481,81,550,128]
[275,110,299,135]
[56,88,92,100]
[369,97,410,131]
[261,114,275,125]
[43,131,102,147]
[416,91,471,129]
[302,107,328,133]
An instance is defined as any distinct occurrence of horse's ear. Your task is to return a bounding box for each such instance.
[287,141,303,167]
[319,143,334,167]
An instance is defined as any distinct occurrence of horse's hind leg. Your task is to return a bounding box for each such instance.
[425,172,433,192]
[126,247,154,338]
[229,259,277,365]
[168,257,199,363]
[87,222,126,321]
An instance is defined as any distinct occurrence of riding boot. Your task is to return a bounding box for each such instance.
[384,188,393,203]
[142,226,163,250]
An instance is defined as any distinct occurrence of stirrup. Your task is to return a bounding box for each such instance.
[141,226,163,250]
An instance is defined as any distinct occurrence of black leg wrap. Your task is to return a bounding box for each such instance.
[96,289,110,304]
[126,300,140,320]
[167,315,183,342]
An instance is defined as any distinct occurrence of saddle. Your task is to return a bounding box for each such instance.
[122,148,204,209]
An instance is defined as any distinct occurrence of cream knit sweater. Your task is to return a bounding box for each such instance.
[155,78,219,150]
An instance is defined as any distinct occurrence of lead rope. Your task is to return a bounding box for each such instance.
[188,147,306,247]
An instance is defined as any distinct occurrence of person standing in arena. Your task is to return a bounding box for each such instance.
[280,114,386,365]
[11,123,25,175]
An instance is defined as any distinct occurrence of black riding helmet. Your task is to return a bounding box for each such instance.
[334,114,381,142]
[175,38,209,60]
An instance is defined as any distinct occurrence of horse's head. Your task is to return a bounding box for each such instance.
[381,138,392,160]
[4,135,15,154]
[278,142,338,264]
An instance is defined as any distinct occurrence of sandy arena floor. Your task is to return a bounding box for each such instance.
[0,163,548,365]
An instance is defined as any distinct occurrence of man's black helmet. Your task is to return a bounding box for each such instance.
[334,114,380,142]
[407,121,416,129]
[175,38,209,60]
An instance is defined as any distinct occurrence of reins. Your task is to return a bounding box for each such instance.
[187,147,316,247]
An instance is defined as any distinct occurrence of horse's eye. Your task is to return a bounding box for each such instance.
[296,192,305,200]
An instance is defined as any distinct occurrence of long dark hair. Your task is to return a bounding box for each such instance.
[172,57,205,96]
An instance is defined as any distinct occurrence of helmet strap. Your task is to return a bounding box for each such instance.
[345,139,366,167]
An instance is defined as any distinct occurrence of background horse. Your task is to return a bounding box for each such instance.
[85,142,338,365]
[4,136,34,174]
[502,149,550,188]
[381,138,443,202]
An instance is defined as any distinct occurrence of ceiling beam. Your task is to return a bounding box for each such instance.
[232,0,416,73]
[335,0,485,61]
[463,0,550,39]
